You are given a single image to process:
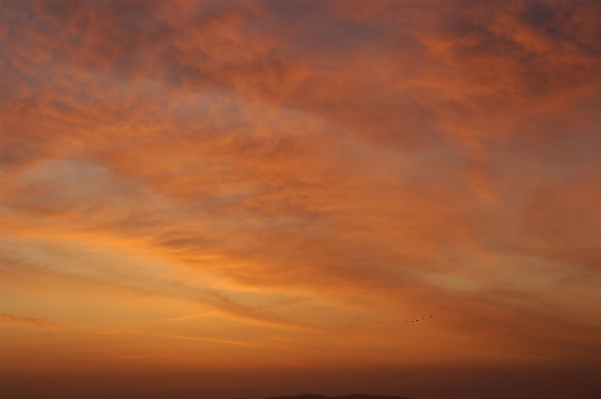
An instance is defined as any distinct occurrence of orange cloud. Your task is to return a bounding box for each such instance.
[1,1,600,398]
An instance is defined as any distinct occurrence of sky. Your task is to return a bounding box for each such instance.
[1,1,600,398]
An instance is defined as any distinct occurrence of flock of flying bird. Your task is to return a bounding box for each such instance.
[406,316,433,323]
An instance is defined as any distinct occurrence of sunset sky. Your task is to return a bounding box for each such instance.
[1,1,600,398]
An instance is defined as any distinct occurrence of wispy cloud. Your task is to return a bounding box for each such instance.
[1,0,600,389]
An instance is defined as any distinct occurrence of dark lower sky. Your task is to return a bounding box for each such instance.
[3,365,601,399]
[1,1,600,398]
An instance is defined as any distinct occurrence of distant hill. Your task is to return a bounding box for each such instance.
[265,395,412,399]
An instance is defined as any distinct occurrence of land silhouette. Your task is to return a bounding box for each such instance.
[262,395,412,399]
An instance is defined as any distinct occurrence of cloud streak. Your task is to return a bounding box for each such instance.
[0,313,62,331]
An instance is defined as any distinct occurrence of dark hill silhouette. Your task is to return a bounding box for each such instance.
[265,395,412,399]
